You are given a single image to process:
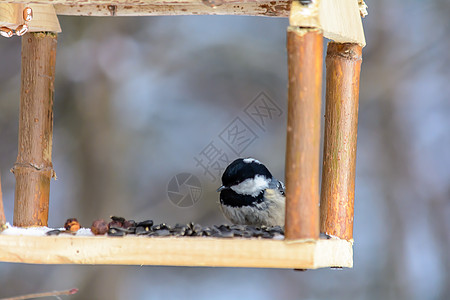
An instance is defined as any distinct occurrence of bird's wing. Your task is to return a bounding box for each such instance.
[269,178,285,196]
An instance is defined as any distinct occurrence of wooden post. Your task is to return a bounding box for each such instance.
[0,173,5,226]
[320,42,362,240]
[284,1,323,240]
[12,32,57,227]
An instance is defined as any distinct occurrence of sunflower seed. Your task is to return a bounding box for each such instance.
[46,229,61,236]
[137,220,154,227]
[156,229,171,237]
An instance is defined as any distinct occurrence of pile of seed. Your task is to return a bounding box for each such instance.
[112,221,285,239]
[46,216,285,239]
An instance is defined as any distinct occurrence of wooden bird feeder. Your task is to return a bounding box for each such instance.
[0,0,365,269]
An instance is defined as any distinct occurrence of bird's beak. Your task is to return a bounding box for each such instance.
[216,185,226,192]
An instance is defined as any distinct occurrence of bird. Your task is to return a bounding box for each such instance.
[217,158,285,227]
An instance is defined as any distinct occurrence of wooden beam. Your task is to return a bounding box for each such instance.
[53,2,290,17]
[320,42,362,240]
[12,32,57,227]
[284,1,322,241]
[2,0,365,46]
[28,4,62,32]
[1,0,264,5]
[319,0,365,46]
[0,4,61,33]
[0,235,353,268]
[0,3,22,28]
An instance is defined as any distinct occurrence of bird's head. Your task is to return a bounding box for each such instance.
[217,158,273,197]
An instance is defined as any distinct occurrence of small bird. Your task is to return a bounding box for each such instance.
[217,158,285,227]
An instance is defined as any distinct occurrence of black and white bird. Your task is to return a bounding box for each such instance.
[217,158,285,227]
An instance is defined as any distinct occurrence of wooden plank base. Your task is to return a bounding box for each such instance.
[0,235,353,269]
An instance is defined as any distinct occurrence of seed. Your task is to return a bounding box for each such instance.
[108,220,122,229]
[15,24,28,36]
[64,218,81,232]
[46,229,61,236]
[123,220,136,229]
[221,231,234,238]
[108,228,125,236]
[193,223,202,233]
[23,7,33,22]
[110,226,134,234]
[230,225,245,231]
[137,220,154,227]
[232,230,243,237]
[262,232,272,239]
[91,219,108,235]
[159,223,169,230]
[156,229,170,236]
[110,216,125,224]
[135,226,149,235]
[218,224,229,231]
[0,27,13,38]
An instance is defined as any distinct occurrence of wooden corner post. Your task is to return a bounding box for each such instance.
[285,0,323,240]
[12,32,57,227]
[320,42,362,240]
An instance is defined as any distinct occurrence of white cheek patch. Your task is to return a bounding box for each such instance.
[230,175,269,197]
[243,158,261,164]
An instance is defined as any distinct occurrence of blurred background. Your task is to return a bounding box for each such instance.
[1,0,449,299]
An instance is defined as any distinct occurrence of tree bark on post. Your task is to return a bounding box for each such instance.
[284,0,323,240]
[320,42,362,240]
[12,32,57,227]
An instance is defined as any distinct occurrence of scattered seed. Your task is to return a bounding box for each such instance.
[137,220,154,227]
[51,218,286,239]
[108,228,125,237]
[23,7,33,22]
[193,224,203,233]
[46,229,61,236]
[135,226,149,235]
[64,218,81,232]
[123,220,136,229]
[91,219,108,235]
[156,229,171,237]
[0,27,13,38]
[15,24,28,36]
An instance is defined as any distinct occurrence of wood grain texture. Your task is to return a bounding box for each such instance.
[285,27,323,241]
[3,0,365,45]
[0,4,61,33]
[1,0,264,5]
[320,42,362,240]
[54,2,290,17]
[0,235,353,269]
[320,0,365,46]
[12,32,57,227]
[290,0,366,47]
[0,3,22,28]
[28,4,62,33]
